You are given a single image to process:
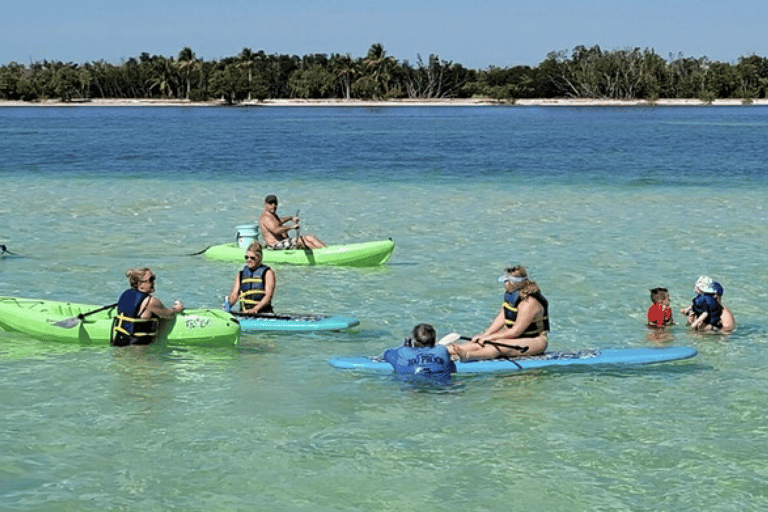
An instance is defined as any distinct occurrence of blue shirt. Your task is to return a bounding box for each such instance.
[382,345,456,380]
[692,294,722,326]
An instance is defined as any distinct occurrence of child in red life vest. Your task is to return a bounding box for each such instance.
[647,287,673,328]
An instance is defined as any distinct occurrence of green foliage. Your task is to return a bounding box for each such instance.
[0,62,24,99]
[1,43,767,103]
[351,75,380,100]
[208,63,250,104]
[288,65,337,98]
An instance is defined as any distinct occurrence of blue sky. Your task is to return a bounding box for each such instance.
[2,0,767,68]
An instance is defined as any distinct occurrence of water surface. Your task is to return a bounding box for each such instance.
[1,105,767,510]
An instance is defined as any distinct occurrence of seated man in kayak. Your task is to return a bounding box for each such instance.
[258,194,326,250]
[383,323,456,379]
[446,265,549,361]
[225,241,276,314]
[112,267,184,346]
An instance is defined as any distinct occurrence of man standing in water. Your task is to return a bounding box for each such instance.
[258,194,326,250]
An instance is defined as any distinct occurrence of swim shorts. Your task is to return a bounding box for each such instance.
[269,237,298,250]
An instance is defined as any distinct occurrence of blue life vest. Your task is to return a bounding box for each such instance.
[502,290,550,337]
[383,345,456,380]
[111,288,158,346]
[239,265,271,309]
[691,294,722,326]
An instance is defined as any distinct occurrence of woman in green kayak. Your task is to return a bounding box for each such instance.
[111,267,184,346]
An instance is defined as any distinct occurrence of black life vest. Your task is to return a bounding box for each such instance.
[502,290,550,337]
[239,265,270,310]
[111,288,158,346]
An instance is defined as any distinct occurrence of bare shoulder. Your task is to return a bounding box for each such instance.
[520,294,544,312]
[259,211,276,228]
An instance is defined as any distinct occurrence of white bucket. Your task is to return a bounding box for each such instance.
[235,225,258,249]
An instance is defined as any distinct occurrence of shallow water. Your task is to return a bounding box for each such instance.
[1,105,768,510]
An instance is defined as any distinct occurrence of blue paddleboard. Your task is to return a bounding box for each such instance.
[328,347,698,374]
[234,312,359,332]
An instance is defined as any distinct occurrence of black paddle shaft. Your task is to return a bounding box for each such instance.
[78,302,118,319]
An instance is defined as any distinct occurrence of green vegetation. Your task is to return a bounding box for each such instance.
[1,44,767,103]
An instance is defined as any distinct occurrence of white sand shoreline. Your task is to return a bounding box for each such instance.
[2,98,767,107]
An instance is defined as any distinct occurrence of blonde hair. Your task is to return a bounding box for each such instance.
[126,267,152,289]
[505,265,541,299]
[246,241,263,253]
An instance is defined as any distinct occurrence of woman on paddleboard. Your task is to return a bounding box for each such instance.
[447,265,549,361]
[225,241,276,314]
[111,267,183,346]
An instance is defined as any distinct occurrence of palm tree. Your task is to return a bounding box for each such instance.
[362,43,396,98]
[149,56,175,98]
[237,47,256,100]
[176,47,197,100]
[330,53,355,99]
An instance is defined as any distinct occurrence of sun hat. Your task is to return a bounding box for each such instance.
[695,275,716,294]
[712,282,724,296]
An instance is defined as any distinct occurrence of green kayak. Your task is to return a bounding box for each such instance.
[204,239,395,267]
[0,296,241,346]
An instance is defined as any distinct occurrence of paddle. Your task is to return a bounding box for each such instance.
[185,245,212,256]
[437,332,528,353]
[54,302,118,328]
[294,208,305,248]
[1,244,19,256]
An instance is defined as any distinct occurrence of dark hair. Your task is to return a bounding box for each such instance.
[410,323,436,348]
[649,287,669,303]
[265,194,278,204]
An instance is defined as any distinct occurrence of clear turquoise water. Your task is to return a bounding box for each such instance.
[1,106,768,511]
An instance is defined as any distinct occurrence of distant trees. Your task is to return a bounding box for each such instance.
[2,43,768,103]
[539,46,768,102]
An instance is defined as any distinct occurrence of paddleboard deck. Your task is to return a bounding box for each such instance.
[234,312,359,332]
[329,347,698,374]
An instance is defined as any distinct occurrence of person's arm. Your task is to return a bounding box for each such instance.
[227,272,242,308]
[690,310,708,330]
[260,214,296,240]
[472,307,506,343]
[145,296,183,319]
[664,305,674,325]
[480,297,541,343]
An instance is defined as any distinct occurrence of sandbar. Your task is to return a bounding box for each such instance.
[1,98,767,107]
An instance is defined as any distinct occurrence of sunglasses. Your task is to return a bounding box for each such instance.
[245,254,260,261]
[141,275,156,284]
[499,275,526,284]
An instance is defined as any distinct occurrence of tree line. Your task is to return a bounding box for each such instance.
[1,43,767,103]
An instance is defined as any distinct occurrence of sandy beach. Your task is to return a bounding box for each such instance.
[2,97,767,107]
